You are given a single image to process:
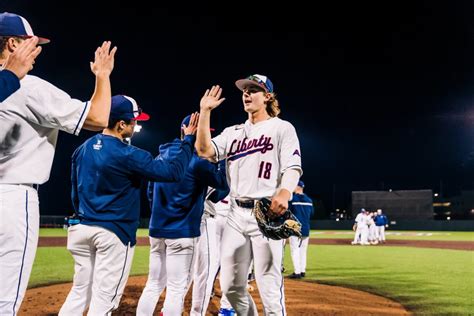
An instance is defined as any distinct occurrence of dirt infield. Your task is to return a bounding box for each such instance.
[20,276,410,315]
[39,237,474,251]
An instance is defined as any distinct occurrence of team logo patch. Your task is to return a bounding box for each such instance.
[293,149,301,156]
[93,139,102,150]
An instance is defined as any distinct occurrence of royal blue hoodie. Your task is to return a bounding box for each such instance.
[148,139,229,238]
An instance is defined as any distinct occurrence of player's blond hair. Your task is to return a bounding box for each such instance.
[266,93,281,117]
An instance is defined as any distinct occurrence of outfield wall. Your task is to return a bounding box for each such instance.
[311,220,474,231]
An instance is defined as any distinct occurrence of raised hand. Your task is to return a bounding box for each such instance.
[4,36,42,79]
[183,112,200,136]
[200,85,225,111]
[90,41,117,77]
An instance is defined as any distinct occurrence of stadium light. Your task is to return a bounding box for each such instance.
[134,124,142,133]
[434,193,439,197]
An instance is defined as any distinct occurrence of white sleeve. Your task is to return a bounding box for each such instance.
[211,126,231,161]
[25,76,90,135]
[279,168,300,199]
[279,121,303,175]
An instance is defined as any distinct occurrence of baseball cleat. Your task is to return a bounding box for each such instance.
[287,272,302,279]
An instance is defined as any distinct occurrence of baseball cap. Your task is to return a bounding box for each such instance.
[181,114,214,131]
[110,95,150,121]
[297,180,305,188]
[235,74,274,93]
[0,12,50,44]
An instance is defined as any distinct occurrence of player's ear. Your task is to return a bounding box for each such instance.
[7,37,20,51]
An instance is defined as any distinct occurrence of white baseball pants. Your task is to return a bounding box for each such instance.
[220,202,286,316]
[0,184,39,316]
[59,224,134,316]
[137,236,196,316]
[377,226,386,241]
[289,236,309,275]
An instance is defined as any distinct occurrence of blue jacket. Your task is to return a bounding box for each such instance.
[374,214,388,226]
[71,133,195,246]
[0,70,20,102]
[148,139,229,239]
[290,193,314,237]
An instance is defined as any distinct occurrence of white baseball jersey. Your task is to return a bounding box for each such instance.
[0,75,90,184]
[355,213,370,227]
[211,117,302,199]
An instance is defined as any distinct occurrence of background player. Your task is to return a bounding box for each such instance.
[59,97,197,315]
[375,209,388,243]
[190,177,230,316]
[0,12,115,315]
[287,180,314,279]
[137,115,228,316]
[195,74,303,315]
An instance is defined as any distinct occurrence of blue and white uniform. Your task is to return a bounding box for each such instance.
[59,133,195,316]
[289,192,314,275]
[374,210,388,242]
[59,95,195,316]
[0,69,20,102]
[137,140,228,316]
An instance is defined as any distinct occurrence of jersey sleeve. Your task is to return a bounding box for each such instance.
[0,70,20,102]
[25,76,90,135]
[279,121,303,175]
[211,126,232,161]
[127,135,194,182]
[194,158,229,191]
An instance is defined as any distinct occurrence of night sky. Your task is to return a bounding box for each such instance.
[3,1,473,217]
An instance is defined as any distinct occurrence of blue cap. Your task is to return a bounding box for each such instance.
[235,74,274,93]
[297,180,305,188]
[110,95,150,121]
[0,12,49,44]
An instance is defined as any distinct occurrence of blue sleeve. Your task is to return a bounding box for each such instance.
[208,187,230,203]
[384,215,388,225]
[127,135,195,182]
[0,70,20,102]
[70,150,79,212]
[194,158,229,191]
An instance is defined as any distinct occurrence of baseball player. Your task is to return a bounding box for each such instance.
[195,75,303,315]
[374,209,388,243]
[352,208,370,245]
[287,180,314,279]
[190,181,230,316]
[368,211,378,244]
[0,12,116,315]
[189,161,231,316]
[59,97,198,315]
[136,115,229,316]
[1,36,41,101]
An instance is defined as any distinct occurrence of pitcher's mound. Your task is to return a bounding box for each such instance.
[20,276,410,315]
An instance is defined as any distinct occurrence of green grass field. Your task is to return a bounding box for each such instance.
[32,229,474,315]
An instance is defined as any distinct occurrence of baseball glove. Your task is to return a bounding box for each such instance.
[253,198,302,240]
